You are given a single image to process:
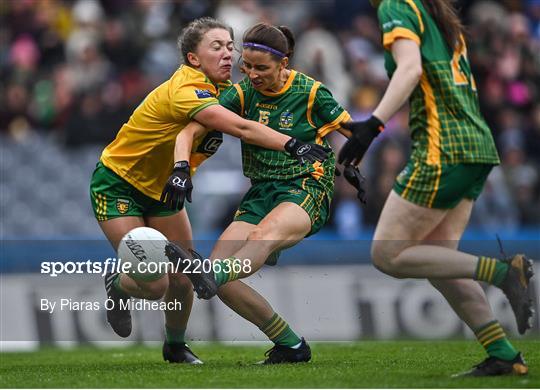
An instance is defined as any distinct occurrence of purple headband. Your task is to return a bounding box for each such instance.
[242,42,286,58]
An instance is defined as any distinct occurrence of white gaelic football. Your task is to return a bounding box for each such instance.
[117,227,169,282]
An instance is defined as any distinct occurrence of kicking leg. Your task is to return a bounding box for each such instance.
[166,202,311,298]
[218,280,310,363]
[215,202,311,282]
[209,220,310,363]
[210,220,276,325]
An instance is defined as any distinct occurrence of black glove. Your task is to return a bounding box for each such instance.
[189,248,203,261]
[335,165,367,202]
[338,116,384,166]
[160,161,193,210]
[284,137,332,165]
[340,165,367,204]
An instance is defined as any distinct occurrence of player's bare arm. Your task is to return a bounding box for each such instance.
[174,121,208,162]
[372,38,422,123]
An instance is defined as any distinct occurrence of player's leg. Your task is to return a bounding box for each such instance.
[383,162,534,333]
[424,199,493,330]
[374,187,533,333]
[166,203,310,298]
[91,163,169,338]
[211,221,256,263]
[146,209,193,338]
[211,220,310,363]
[373,190,532,283]
[423,199,526,375]
[372,190,479,278]
[145,209,201,364]
[91,163,169,301]
[97,216,162,337]
[210,220,279,327]
[219,280,311,364]
[214,202,311,281]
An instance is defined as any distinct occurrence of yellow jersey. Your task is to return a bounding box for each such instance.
[101,65,228,200]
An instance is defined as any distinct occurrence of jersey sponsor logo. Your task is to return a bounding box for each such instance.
[382,19,403,30]
[256,102,278,110]
[329,104,340,116]
[279,110,294,130]
[195,89,213,99]
[116,198,130,214]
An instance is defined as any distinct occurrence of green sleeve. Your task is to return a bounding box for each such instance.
[312,84,348,127]
[378,0,423,50]
[218,85,242,116]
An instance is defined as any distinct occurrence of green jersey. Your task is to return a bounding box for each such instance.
[378,0,500,166]
[219,70,350,195]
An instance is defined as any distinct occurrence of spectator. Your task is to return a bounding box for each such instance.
[1,0,538,234]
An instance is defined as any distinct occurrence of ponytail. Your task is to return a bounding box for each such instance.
[277,26,295,60]
[421,0,465,50]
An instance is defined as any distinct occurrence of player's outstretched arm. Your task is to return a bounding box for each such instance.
[193,104,331,165]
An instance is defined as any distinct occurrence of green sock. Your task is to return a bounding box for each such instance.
[213,257,242,287]
[474,256,509,287]
[165,325,186,344]
[259,313,301,348]
[474,320,518,361]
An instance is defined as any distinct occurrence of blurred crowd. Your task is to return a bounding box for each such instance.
[1,0,539,235]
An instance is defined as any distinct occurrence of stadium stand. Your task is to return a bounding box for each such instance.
[1,0,539,238]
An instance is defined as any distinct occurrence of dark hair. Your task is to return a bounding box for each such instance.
[421,0,465,51]
[242,23,295,61]
[177,17,234,65]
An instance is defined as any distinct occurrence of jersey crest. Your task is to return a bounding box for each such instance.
[116,198,130,214]
[279,110,294,130]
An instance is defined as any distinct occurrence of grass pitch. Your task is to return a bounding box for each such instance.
[1,340,539,388]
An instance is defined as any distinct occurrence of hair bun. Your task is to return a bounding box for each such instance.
[277,26,295,59]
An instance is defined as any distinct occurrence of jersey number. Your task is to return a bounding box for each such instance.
[450,43,477,90]
[258,110,270,125]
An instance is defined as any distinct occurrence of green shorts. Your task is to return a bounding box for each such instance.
[234,176,331,237]
[393,160,494,209]
[89,162,176,221]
